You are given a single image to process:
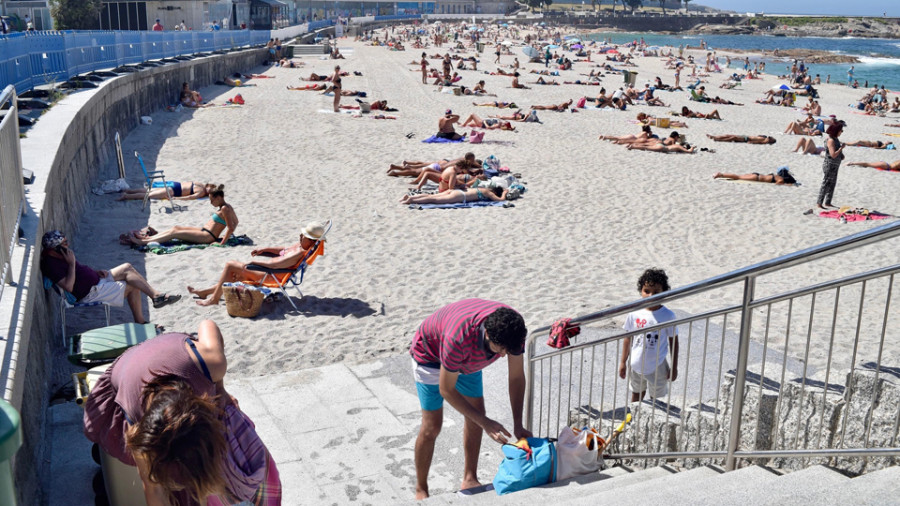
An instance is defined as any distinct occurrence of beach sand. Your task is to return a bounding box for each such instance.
[68,30,900,382]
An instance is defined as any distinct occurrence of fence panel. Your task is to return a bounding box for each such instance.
[115,32,144,66]
[141,32,164,61]
[1,34,35,91]
[63,31,94,76]
[0,86,24,300]
[89,31,118,70]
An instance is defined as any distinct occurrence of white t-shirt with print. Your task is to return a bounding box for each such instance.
[624,306,677,375]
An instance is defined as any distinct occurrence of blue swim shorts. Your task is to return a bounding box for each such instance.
[412,360,483,411]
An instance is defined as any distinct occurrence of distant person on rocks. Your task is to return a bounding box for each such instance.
[410,299,532,500]
[619,269,679,402]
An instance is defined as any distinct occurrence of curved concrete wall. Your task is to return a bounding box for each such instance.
[8,47,264,505]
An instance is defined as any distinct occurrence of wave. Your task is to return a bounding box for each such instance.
[857,56,900,66]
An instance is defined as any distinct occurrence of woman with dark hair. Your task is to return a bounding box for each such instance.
[118,182,218,202]
[706,133,776,144]
[83,320,280,505]
[126,186,238,246]
[400,185,509,205]
[817,121,846,209]
[324,65,343,113]
[677,106,721,120]
[713,170,796,185]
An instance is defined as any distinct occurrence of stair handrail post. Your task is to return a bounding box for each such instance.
[725,275,756,471]
[524,330,537,431]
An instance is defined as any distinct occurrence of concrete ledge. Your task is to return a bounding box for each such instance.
[1,46,265,506]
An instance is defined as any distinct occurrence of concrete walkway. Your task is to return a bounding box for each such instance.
[47,352,518,505]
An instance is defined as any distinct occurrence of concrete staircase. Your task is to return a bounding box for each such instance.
[415,464,900,505]
[287,44,328,56]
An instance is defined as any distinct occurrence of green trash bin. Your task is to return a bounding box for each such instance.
[0,400,22,505]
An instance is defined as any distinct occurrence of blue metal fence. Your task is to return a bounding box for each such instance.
[373,14,422,21]
[0,29,271,92]
[307,20,336,31]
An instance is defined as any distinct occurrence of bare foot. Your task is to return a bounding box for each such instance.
[460,478,482,491]
[196,296,220,307]
[713,172,722,179]
[415,488,429,500]
[400,195,411,204]
[816,204,826,210]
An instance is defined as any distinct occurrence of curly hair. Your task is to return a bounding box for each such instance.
[484,307,527,355]
[637,268,670,292]
[125,375,228,505]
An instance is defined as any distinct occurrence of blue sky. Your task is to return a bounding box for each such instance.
[696,1,898,17]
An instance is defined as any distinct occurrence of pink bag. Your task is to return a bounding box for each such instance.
[576,96,587,108]
[469,130,484,144]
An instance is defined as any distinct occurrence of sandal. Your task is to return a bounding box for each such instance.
[152,293,182,309]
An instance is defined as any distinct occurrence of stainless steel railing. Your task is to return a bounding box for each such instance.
[0,85,25,301]
[524,220,900,471]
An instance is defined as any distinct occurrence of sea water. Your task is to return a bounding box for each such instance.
[583,32,900,90]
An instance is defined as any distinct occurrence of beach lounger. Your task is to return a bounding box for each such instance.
[44,276,111,347]
[134,151,173,211]
[239,220,332,310]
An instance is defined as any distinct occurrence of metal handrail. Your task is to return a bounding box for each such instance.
[524,219,900,471]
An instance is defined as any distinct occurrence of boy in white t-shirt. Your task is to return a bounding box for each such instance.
[618,268,680,402]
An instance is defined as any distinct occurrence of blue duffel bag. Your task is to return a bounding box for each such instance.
[493,437,557,495]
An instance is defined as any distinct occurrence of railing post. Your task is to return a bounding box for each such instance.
[524,332,536,431]
[725,275,755,470]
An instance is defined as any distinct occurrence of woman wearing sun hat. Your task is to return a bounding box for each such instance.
[188,222,327,306]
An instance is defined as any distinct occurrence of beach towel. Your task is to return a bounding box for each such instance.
[422,134,466,143]
[134,234,253,254]
[818,209,891,222]
[409,201,505,210]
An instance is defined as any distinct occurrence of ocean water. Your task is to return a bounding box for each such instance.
[583,32,900,90]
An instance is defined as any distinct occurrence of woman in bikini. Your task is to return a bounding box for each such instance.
[400,185,508,205]
[118,182,217,202]
[713,171,796,185]
[413,160,480,190]
[460,113,516,131]
[626,131,696,153]
[531,99,573,112]
[847,160,900,171]
[706,134,776,144]
[677,106,721,120]
[127,186,238,246]
[188,222,326,306]
[636,112,687,128]
[600,125,657,145]
[324,65,342,113]
[287,83,328,91]
[845,140,896,149]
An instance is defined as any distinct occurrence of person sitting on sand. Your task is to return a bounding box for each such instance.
[531,99,573,112]
[642,86,667,107]
[847,160,900,171]
[126,186,238,247]
[511,72,529,89]
[794,138,827,155]
[460,113,515,131]
[706,134,776,145]
[118,182,217,202]
[188,222,326,306]
[845,140,896,150]
[636,112,687,128]
[436,109,463,140]
[181,82,202,103]
[179,82,207,107]
[401,186,509,205]
[784,117,824,136]
[713,171,796,185]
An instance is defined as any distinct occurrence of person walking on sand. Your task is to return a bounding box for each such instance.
[411,299,532,500]
[817,121,846,209]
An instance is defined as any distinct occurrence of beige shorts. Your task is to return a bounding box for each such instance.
[79,274,126,307]
[629,360,670,399]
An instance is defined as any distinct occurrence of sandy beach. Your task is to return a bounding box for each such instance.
[66,27,900,382]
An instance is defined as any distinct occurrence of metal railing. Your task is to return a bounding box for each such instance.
[0,29,272,92]
[0,85,25,301]
[524,221,900,471]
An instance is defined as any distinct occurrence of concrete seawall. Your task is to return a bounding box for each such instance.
[6,47,264,505]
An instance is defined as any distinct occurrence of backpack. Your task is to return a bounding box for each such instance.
[576,96,587,109]
[524,110,540,123]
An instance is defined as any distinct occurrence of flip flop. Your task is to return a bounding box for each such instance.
[152,293,182,309]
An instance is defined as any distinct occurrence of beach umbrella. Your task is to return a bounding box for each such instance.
[477,28,485,32]
[572,44,583,49]
[523,46,540,58]
[547,44,560,49]
[775,84,791,91]
[540,22,547,25]
[606,49,618,54]
[468,26,477,31]
[502,23,509,27]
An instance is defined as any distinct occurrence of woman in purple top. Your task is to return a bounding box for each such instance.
[83,320,280,505]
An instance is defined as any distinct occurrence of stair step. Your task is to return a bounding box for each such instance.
[684,465,781,506]
[841,466,900,503]
[695,464,848,505]
[490,465,634,502]
[576,465,722,504]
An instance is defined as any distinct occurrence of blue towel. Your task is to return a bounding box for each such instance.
[422,134,466,143]
[409,201,504,209]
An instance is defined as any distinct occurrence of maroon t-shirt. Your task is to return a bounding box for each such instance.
[40,253,100,300]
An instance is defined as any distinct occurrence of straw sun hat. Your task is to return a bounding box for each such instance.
[301,222,326,241]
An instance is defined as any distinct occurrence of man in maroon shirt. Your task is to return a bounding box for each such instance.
[410,299,532,499]
[40,230,179,324]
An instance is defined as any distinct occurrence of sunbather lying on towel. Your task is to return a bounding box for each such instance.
[845,140,896,149]
[387,152,479,178]
[118,182,217,201]
[847,160,900,171]
[188,221,326,306]
[626,131,696,153]
[460,113,516,130]
[125,186,238,247]
[674,106,721,120]
[412,160,484,190]
[531,99,573,112]
[636,112,687,128]
[706,134,776,144]
[600,125,657,144]
[713,171,796,185]
[400,186,508,205]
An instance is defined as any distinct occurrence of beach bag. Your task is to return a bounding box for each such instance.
[556,426,605,481]
[576,96,586,108]
[469,130,484,144]
[493,438,556,496]
[524,110,540,123]
[358,101,372,113]
[224,285,264,318]
[482,155,501,177]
